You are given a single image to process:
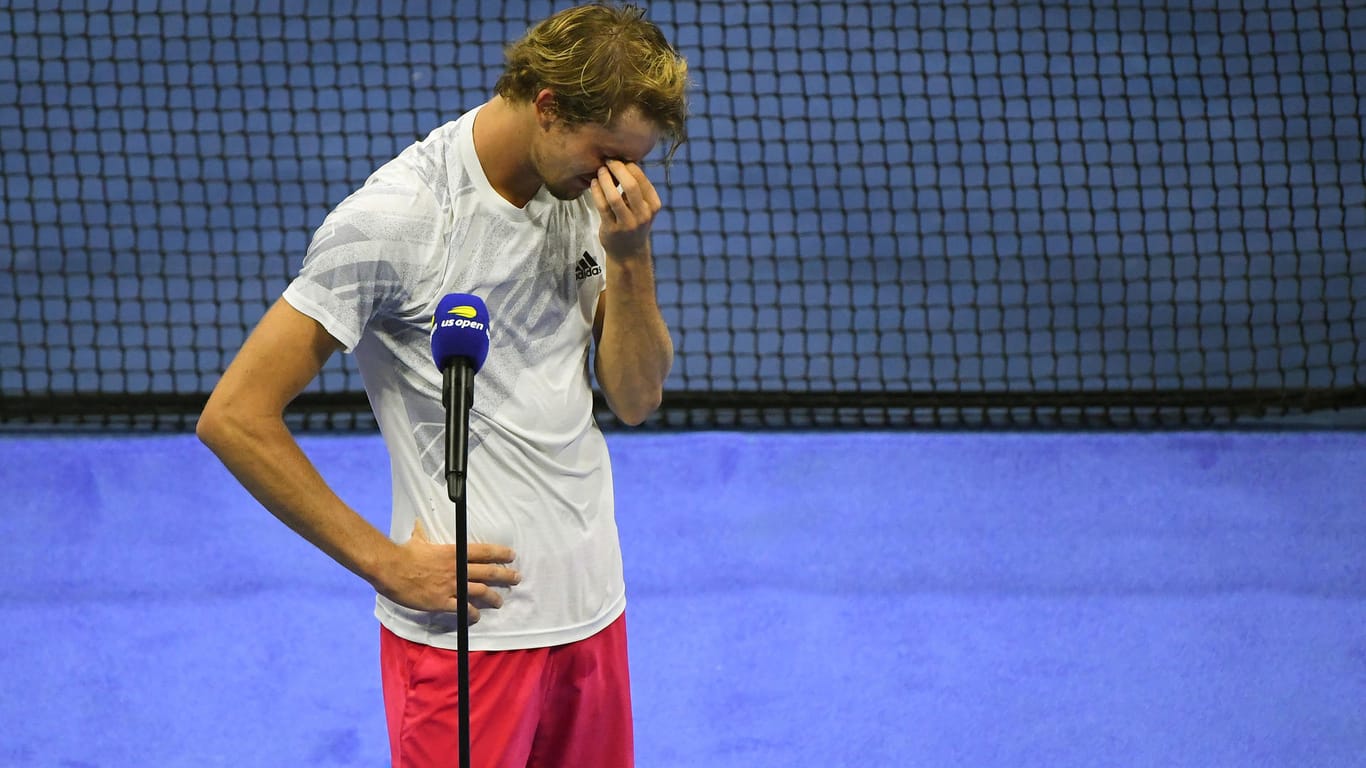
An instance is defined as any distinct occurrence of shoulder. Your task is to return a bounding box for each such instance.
[322,144,452,250]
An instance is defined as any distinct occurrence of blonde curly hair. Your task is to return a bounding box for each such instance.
[495,3,690,164]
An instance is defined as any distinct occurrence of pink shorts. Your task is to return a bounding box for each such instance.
[380,613,633,768]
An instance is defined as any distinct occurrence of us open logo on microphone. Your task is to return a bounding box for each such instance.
[437,305,486,332]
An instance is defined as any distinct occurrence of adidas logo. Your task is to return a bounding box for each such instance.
[575,251,602,280]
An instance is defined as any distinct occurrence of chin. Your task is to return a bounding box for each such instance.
[546,185,585,202]
[545,175,594,202]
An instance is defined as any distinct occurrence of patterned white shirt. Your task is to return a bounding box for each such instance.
[283,105,623,651]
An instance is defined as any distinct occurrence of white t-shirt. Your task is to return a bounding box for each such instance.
[282,105,624,651]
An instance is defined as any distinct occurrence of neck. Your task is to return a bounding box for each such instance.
[471,96,542,208]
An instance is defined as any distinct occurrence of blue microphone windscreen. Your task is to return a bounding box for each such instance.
[430,293,490,372]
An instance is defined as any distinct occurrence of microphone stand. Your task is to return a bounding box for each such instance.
[444,361,475,768]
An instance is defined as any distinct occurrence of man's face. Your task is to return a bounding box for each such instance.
[532,106,661,201]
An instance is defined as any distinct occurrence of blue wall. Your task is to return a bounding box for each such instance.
[2,2,1362,406]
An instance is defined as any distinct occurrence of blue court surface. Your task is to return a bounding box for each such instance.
[1,430,1363,767]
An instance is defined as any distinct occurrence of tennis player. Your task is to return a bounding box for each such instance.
[196,4,689,766]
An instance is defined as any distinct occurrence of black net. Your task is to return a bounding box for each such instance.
[2,1,1364,431]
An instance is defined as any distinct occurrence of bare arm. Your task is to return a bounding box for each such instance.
[590,159,675,425]
[196,298,518,619]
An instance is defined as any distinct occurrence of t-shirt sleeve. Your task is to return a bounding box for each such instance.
[282,165,444,352]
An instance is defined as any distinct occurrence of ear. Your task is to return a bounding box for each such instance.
[532,89,558,130]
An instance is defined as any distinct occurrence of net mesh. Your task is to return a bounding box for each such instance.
[2,1,1363,430]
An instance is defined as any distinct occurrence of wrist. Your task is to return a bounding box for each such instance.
[604,242,652,264]
[357,537,402,593]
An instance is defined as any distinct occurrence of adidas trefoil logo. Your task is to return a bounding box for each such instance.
[575,251,603,280]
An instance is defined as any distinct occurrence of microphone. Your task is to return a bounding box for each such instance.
[429,292,489,768]
[431,293,490,501]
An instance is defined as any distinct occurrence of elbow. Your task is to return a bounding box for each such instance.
[608,389,663,427]
[596,345,672,426]
[196,393,252,456]
[195,398,227,453]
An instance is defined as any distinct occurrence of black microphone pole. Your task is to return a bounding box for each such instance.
[443,359,475,768]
